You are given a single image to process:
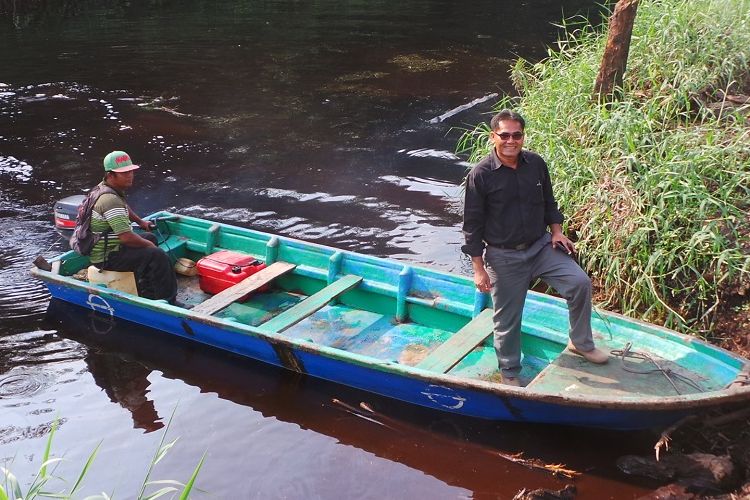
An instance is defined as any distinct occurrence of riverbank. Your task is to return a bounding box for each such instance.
[460,1,750,496]
[459,0,750,349]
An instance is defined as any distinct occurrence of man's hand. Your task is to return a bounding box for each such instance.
[551,232,575,255]
[137,219,155,232]
[471,256,492,292]
[474,268,492,293]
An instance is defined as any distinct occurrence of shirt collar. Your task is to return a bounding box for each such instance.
[490,149,527,170]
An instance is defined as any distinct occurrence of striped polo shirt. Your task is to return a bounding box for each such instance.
[89,183,132,264]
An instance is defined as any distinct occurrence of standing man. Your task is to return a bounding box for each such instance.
[89,150,177,302]
[462,110,607,386]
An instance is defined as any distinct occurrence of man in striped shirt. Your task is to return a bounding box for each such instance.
[90,150,177,302]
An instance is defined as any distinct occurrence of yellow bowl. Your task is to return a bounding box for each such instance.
[174,257,198,277]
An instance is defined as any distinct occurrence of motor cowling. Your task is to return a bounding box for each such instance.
[54,194,85,240]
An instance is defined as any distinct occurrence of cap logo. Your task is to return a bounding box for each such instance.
[116,155,130,164]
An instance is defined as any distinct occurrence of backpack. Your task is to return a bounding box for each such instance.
[70,184,118,256]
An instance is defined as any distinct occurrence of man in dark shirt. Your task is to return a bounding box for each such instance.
[462,109,607,386]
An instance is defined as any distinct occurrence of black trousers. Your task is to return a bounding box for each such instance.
[100,233,177,302]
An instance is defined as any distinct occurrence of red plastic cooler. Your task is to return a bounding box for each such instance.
[196,250,268,300]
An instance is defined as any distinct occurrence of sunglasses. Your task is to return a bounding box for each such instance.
[494,131,525,141]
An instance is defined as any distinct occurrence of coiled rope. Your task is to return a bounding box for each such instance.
[609,342,703,395]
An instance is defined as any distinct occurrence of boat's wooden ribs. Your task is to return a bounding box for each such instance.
[192,261,297,316]
[416,308,495,373]
[259,274,363,333]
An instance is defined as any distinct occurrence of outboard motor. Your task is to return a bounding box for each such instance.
[53,194,85,241]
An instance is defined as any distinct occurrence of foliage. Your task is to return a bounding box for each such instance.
[458,0,750,334]
[0,411,205,499]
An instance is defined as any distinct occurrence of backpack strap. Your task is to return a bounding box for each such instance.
[90,184,120,263]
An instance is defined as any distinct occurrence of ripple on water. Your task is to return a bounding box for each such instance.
[0,367,55,398]
[0,419,62,446]
[0,213,60,323]
[0,247,50,321]
[176,173,464,259]
[0,156,33,182]
[0,329,81,371]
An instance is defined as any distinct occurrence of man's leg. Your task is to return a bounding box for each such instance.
[531,243,596,352]
[133,233,158,297]
[147,247,177,302]
[103,236,176,302]
[484,246,532,378]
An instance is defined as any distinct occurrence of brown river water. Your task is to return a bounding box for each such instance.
[1,1,659,498]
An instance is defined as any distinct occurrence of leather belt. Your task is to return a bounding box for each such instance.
[488,241,533,251]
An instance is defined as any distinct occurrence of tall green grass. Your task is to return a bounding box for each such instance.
[0,411,205,500]
[458,0,750,334]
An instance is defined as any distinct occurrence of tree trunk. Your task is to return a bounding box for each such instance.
[594,0,640,100]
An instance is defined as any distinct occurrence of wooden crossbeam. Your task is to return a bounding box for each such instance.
[192,261,296,316]
[416,308,495,373]
[259,275,362,333]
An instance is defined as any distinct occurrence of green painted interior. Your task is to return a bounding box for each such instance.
[407,303,467,332]
[338,288,397,317]
[60,253,89,275]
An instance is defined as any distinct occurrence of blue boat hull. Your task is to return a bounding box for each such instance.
[44,281,692,430]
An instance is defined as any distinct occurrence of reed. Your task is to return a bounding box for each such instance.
[457,0,750,335]
[0,412,204,499]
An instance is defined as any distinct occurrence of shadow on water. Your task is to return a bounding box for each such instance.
[39,299,659,498]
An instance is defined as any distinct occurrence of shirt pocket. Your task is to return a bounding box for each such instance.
[527,179,544,205]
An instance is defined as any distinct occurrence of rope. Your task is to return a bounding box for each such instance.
[592,306,614,341]
[609,342,703,395]
[42,233,65,255]
[150,217,176,263]
[725,367,750,389]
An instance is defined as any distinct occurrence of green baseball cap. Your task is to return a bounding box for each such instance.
[103,151,140,173]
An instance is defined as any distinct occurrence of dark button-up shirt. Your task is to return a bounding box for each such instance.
[461,149,564,257]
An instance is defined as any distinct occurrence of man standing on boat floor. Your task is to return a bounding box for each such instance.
[461,109,608,387]
[89,150,177,302]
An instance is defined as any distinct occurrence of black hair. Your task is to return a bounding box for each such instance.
[490,109,525,131]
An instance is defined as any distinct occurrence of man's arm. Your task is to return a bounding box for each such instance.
[127,206,153,232]
[98,195,155,248]
[462,169,491,291]
[538,158,573,254]
[118,230,156,248]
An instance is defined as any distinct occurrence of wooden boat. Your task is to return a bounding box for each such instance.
[31,212,750,430]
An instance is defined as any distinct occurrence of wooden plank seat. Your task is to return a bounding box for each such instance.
[416,308,495,373]
[259,275,363,333]
[192,261,296,316]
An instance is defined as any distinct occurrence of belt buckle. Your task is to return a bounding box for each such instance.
[514,242,529,250]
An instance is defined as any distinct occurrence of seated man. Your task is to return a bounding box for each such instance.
[89,150,177,302]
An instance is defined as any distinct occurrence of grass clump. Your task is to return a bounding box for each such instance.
[1,411,205,499]
[458,0,750,335]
